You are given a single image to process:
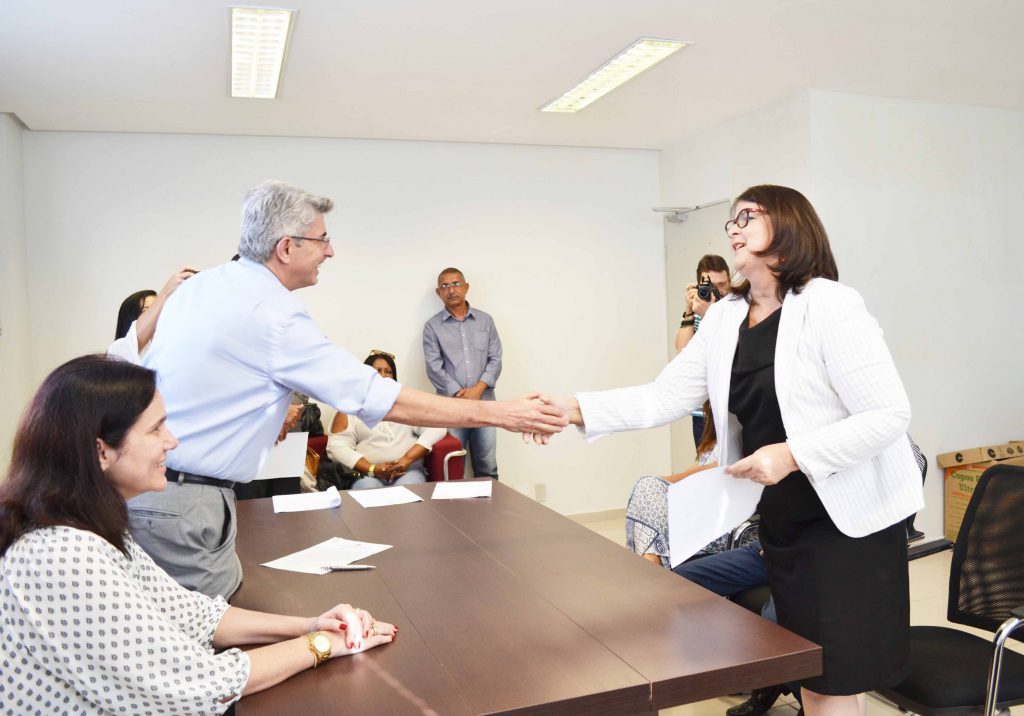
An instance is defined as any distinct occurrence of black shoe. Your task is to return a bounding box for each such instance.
[907,528,925,543]
[725,685,785,716]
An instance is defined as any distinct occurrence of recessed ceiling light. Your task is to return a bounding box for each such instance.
[230,6,296,99]
[540,37,691,113]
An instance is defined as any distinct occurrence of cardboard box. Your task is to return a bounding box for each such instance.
[939,449,1024,542]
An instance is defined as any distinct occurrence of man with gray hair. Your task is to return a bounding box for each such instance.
[129,181,567,598]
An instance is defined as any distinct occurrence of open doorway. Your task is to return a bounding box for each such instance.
[663,201,731,472]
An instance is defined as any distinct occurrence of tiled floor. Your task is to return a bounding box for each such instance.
[570,511,1023,716]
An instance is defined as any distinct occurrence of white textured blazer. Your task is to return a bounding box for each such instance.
[577,278,924,537]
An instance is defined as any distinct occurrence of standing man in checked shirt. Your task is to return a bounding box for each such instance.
[423,268,502,479]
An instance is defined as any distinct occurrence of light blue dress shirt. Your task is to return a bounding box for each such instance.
[143,258,401,483]
[422,304,502,396]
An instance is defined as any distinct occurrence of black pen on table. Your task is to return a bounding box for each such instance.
[322,564,376,572]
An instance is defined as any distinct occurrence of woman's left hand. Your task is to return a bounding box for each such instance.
[725,443,799,485]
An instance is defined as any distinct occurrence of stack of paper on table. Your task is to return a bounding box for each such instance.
[348,485,422,508]
[272,486,341,513]
[432,480,492,499]
[262,537,392,575]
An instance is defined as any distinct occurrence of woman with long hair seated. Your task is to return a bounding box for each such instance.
[625,402,756,567]
[107,266,196,363]
[327,350,447,489]
[0,355,396,714]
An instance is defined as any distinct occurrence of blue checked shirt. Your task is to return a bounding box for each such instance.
[422,304,502,397]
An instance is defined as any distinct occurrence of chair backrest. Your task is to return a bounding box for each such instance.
[947,463,1024,639]
[425,433,465,482]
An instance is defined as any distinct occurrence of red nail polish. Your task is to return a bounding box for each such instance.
[338,624,347,630]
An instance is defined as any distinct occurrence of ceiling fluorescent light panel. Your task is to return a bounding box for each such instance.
[541,37,690,113]
[231,6,295,99]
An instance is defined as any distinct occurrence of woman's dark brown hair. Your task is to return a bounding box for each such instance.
[364,352,398,381]
[0,355,157,558]
[696,401,716,457]
[731,185,838,303]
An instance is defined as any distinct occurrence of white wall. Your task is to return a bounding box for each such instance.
[0,113,31,472]
[659,92,812,209]
[807,90,1024,538]
[658,89,1024,540]
[18,131,670,515]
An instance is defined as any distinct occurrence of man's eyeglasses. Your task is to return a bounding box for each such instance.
[724,208,768,233]
[438,281,465,290]
[285,235,331,247]
[370,349,395,359]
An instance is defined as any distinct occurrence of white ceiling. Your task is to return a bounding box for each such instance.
[2,0,1022,150]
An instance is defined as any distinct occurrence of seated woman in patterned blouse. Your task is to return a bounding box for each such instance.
[625,401,732,567]
[0,355,397,715]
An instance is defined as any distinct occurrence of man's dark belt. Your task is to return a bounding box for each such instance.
[166,468,236,490]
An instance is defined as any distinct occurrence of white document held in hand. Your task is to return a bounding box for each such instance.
[431,480,492,499]
[348,485,423,508]
[272,486,341,513]
[254,431,308,480]
[667,466,763,569]
[262,536,392,575]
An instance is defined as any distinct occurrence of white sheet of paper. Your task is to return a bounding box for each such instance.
[347,485,423,508]
[431,480,492,499]
[262,536,392,575]
[272,486,341,513]
[668,466,763,568]
[254,431,308,480]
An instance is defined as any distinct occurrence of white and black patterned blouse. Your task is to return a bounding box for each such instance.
[0,526,250,715]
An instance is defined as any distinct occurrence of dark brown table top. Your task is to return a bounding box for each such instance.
[232,480,820,715]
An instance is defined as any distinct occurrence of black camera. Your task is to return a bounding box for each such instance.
[697,275,721,302]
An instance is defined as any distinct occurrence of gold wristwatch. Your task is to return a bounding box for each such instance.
[367,463,376,477]
[306,631,331,668]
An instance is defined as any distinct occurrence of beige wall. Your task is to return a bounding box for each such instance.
[16,131,671,514]
[0,113,31,474]
[658,90,1024,540]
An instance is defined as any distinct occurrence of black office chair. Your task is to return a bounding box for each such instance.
[877,463,1024,716]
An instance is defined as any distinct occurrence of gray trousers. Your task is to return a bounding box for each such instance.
[128,481,242,599]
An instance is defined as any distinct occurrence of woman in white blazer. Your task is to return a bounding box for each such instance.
[552,186,923,716]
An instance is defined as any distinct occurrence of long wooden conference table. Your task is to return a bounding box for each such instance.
[232,480,820,715]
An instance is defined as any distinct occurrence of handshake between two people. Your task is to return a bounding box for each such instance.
[507,393,798,488]
[504,393,582,445]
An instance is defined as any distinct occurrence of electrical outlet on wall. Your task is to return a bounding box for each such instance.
[534,483,547,502]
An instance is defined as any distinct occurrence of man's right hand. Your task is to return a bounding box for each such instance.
[490,393,569,435]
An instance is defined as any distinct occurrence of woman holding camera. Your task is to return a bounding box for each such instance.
[675,254,733,444]
[546,185,923,716]
[675,253,733,353]
[0,355,396,715]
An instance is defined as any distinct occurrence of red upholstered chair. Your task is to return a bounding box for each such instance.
[307,435,328,459]
[424,433,466,482]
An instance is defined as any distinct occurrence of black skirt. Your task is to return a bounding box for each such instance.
[758,472,910,695]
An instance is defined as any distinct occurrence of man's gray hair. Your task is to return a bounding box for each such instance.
[238,181,334,262]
